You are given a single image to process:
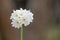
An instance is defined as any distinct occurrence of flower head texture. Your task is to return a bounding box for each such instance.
[10,8,34,29]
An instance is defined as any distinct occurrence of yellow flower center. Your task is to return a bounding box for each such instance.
[23,18,26,22]
[16,14,18,17]
[20,13,23,16]
[16,21,19,24]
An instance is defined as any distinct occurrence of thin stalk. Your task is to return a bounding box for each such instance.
[20,26,23,40]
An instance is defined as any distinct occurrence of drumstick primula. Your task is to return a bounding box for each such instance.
[10,8,34,40]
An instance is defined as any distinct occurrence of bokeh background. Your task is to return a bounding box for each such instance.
[0,0,60,40]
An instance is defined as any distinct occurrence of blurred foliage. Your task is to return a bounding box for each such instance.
[46,27,60,40]
[14,0,28,9]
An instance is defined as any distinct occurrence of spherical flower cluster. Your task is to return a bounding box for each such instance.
[10,8,34,29]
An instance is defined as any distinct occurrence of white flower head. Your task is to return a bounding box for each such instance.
[10,8,34,29]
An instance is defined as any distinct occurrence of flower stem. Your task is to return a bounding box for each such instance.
[20,26,23,40]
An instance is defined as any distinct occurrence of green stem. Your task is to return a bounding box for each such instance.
[20,26,23,40]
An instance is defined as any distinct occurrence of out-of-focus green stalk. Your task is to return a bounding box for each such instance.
[20,26,23,40]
